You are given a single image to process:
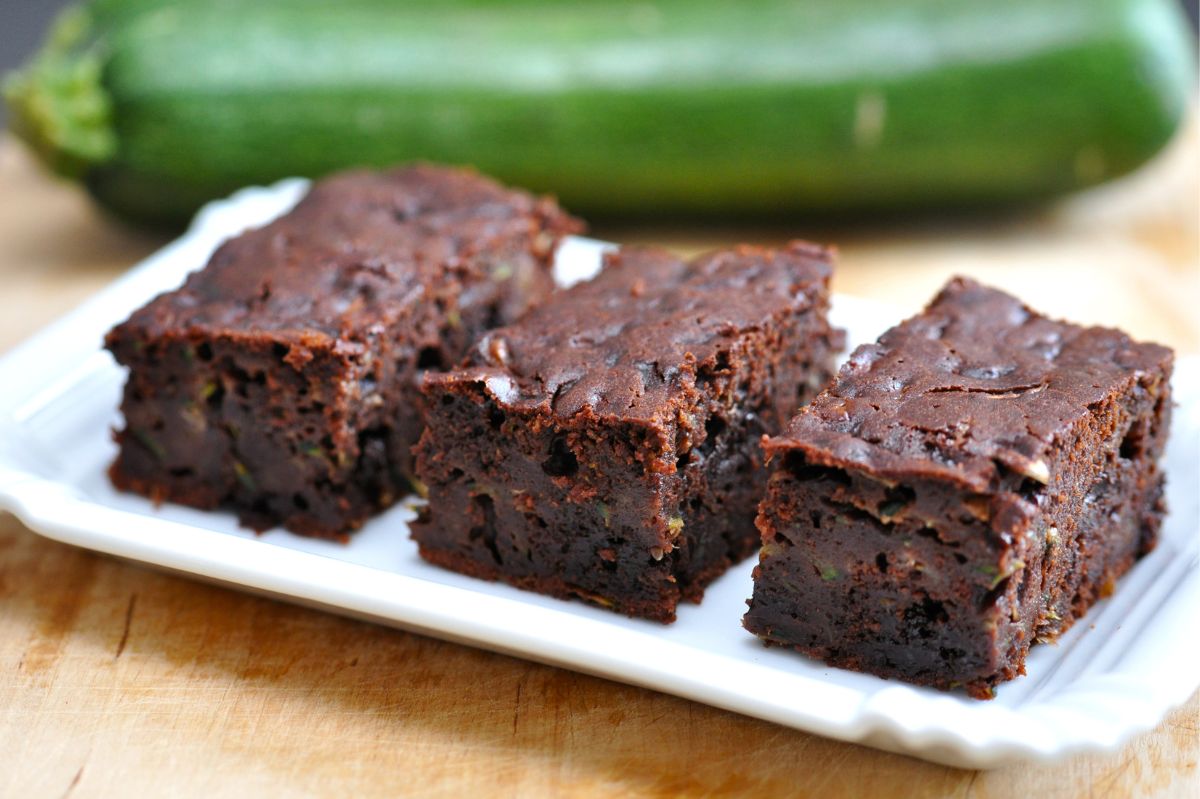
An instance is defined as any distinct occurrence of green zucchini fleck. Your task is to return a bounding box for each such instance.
[818,563,841,582]
[131,427,165,460]
[977,559,1026,590]
[232,460,257,492]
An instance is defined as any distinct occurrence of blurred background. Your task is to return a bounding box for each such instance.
[5,0,1197,228]
[5,1,1197,125]
[3,0,1197,72]
[4,1,1197,80]
[6,1,1194,98]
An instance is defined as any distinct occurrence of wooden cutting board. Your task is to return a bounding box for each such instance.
[0,125,1196,797]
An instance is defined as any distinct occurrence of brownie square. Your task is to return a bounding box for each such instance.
[743,277,1173,697]
[413,242,842,622]
[105,165,582,539]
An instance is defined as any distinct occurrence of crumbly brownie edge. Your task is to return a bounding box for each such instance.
[417,546,680,622]
[106,329,382,538]
[412,382,689,621]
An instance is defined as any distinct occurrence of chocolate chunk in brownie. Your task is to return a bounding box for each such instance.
[413,242,843,622]
[744,277,1173,697]
[105,165,582,539]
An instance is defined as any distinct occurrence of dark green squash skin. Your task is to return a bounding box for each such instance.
[9,0,1196,226]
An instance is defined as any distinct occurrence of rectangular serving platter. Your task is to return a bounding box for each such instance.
[0,179,1196,769]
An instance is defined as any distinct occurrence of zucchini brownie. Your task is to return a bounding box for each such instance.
[413,242,843,621]
[743,277,1173,697]
[106,165,582,538]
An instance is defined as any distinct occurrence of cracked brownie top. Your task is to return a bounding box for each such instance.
[442,241,837,422]
[768,277,1173,491]
[117,164,581,341]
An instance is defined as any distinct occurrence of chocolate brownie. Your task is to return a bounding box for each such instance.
[105,165,582,538]
[412,242,843,622]
[743,277,1173,697]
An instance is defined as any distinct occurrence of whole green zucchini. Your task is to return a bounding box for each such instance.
[5,0,1195,226]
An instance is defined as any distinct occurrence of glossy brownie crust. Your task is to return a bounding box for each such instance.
[413,243,842,621]
[743,277,1173,697]
[106,165,581,538]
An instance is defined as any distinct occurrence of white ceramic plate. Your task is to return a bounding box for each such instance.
[1,180,1196,769]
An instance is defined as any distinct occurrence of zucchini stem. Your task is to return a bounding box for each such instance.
[3,5,116,179]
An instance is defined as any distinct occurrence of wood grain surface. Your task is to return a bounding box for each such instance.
[0,124,1197,797]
